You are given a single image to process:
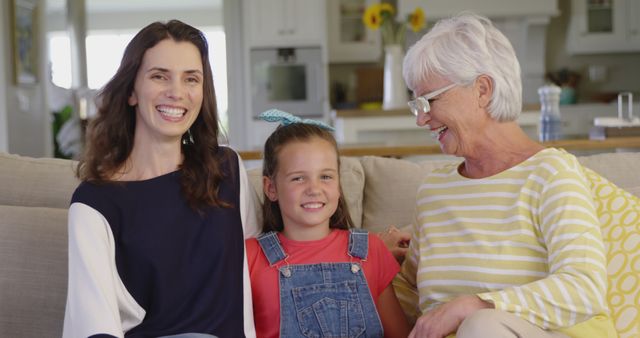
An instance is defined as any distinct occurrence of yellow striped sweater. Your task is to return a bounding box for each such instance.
[394,148,615,337]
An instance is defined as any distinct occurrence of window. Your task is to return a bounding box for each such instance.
[48,27,228,129]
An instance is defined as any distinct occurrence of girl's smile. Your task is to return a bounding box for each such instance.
[264,137,340,241]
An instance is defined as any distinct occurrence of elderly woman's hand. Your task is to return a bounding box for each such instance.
[409,295,493,338]
[377,225,411,263]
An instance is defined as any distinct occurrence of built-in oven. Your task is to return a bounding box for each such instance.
[250,47,325,118]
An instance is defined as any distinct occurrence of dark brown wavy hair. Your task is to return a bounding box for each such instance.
[261,123,353,233]
[77,20,230,210]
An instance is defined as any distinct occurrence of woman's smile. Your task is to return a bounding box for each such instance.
[156,105,187,121]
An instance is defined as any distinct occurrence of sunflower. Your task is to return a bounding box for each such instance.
[363,4,382,30]
[362,3,426,46]
[408,8,426,32]
[379,3,394,15]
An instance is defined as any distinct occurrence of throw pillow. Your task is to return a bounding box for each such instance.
[584,167,640,338]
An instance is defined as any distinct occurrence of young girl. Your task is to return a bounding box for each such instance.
[245,110,410,338]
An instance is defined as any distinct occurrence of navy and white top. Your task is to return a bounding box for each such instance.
[63,147,259,338]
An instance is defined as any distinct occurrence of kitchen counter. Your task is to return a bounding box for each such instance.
[332,108,410,118]
[238,136,640,160]
[331,103,637,145]
[238,102,640,161]
[331,108,539,144]
[332,103,542,118]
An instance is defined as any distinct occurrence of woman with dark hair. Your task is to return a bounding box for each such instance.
[63,20,259,337]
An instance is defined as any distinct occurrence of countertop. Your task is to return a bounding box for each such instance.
[330,102,639,145]
[332,103,542,118]
[238,103,640,160]
[238,136,640,160]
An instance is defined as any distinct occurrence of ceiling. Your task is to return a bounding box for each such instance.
[46,0,222,12]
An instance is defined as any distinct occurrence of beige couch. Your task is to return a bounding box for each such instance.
[1,151,639,337]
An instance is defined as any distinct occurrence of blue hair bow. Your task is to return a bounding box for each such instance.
[259,109,335,132]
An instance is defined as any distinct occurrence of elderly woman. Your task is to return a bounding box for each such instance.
[393,13,616,338]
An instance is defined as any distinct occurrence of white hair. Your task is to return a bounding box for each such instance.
[403,12,522,121]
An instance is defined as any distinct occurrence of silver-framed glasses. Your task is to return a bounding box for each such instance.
[407,83,457,116]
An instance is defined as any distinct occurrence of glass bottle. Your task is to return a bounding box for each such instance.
[538,84,563,141]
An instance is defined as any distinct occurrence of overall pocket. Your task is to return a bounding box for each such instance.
[292,280,365,338]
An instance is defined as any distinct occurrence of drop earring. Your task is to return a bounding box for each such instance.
[182,129,194,145]
[188,129,194,144]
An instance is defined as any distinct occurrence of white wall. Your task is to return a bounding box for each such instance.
[223,0,248,150]
[0,1,9,153]
[1,0,49,157]
[46,8,222,32]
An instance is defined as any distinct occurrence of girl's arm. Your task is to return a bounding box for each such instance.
[377,284,411,338]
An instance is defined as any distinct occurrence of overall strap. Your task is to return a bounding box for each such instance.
[348,228,369,260]
[256,231,287,265]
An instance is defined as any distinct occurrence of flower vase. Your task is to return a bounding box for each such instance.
[382,44,408,110]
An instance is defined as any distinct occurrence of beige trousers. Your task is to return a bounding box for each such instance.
[456,309,569,338]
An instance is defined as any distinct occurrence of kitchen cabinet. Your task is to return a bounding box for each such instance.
[398,0,558,19]
[327,0,381,63]
[244,0,326,48]
[567,0,640,54]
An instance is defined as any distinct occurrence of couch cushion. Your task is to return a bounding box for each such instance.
[246,156,366,229]
[0,205,68,338]
[360,156,457,233]
[578,152,640,197]
[359,152,640,234]
[0,153,79,209]
[584,168,640,338]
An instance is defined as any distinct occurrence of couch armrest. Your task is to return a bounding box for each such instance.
[0,205,68,337]
[0,153,79,208]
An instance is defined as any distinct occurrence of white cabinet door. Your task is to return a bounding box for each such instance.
[327,0,381,63]
[246,0,326,47]
[286,0,326,45]
[247,0,287,45]
[627,0,640,47]
[398,0,558,18]
[567,0,640,54]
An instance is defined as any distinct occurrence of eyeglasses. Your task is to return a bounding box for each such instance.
[407,83,457,116]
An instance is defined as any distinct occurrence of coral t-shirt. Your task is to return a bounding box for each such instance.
[245,229,400,338]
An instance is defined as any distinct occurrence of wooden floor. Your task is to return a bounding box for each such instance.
[238,136,640,160]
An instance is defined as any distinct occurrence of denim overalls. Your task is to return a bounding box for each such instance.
[257,229,383,338]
